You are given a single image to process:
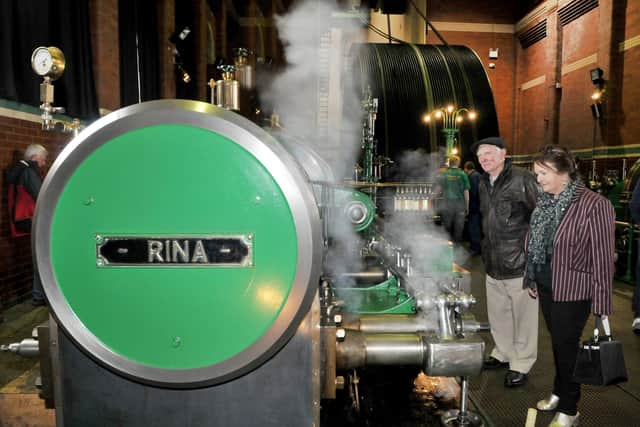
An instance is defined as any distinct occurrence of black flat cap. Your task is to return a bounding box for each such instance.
[471,137,505,154]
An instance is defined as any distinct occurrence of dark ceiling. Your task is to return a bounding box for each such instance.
[516,0,547,20]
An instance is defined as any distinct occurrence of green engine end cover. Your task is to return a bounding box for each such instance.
[35,100,322,387]
[334,187,376,232]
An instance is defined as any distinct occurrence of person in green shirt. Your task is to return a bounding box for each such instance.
[436,155,470,244]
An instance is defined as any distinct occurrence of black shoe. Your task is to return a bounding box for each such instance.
[32,299,46,307]
[504,370,527,387]
[483,356,509,370]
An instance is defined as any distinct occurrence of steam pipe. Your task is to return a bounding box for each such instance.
[437,296,455,339]
[341,314,437,333]
[338,270,387,283]
[335,331,484,377]
[340,313,489,334]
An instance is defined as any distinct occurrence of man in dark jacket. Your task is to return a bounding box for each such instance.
[6,144,48,305]
[473,137,538,388]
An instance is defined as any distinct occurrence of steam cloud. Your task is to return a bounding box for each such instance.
[263,1,470,304]
[260,1,364,180]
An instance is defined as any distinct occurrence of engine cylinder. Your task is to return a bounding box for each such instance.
[336,331,424,369]
[34,100,323,388]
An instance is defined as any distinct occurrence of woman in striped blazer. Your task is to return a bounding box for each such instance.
[524,145,615,427]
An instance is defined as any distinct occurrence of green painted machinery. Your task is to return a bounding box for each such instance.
[31,100,484,427]
[35,100,324,387]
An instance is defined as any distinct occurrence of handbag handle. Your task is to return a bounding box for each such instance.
[594,315,612,340]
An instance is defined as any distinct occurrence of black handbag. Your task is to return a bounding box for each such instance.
[572,316,628,386]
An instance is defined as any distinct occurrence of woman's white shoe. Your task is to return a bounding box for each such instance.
[536,394,560,411]
[549,411,580,427]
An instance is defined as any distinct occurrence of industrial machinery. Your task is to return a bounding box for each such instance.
[3,99,487,426]
[613,159,640,284]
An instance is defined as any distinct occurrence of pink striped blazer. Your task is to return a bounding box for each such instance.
[546,182,615,315]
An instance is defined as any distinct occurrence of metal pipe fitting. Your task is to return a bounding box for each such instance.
[0,338,40,357]
[335,330,484,378]
[423,333,484,377]
[341,313,487,334]
[336,331,424,369]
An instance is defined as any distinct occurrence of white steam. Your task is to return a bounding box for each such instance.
[262,2,470,305]
[259,1,365,180]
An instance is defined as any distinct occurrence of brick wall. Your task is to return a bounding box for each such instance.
[89,0,120,112]
[511,0,640,183]
[619,0,640,149]
[425,0,640,165]
[557,8,601,151]
[514,17,555,154]
[514,0,640,160]
[0,115,71,307]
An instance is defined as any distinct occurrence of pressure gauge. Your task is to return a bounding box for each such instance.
[31,46,66,80]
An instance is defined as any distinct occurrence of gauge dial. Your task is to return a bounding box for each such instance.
[31,47,52,76]
[31,46,66,80]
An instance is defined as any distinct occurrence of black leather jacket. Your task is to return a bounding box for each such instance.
[479,161,538,279]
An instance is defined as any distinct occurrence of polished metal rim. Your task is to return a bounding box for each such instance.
[34,99,323,387]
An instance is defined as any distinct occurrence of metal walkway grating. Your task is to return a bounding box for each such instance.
[466,255,640,427]
[469,367,640,427]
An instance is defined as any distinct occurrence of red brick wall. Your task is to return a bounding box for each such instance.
[0,116,71,307]
[563,9,599,64]
[620,0,640,149]
[558,69,599,150]
[621,44,640,147]
[514,0,640,159]
[426,0,640,162]
[557,9,601,151]
[516,83,547,154]
[89,0,120,111]
[513,14,559,154]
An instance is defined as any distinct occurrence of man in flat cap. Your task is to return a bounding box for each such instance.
[472,136,539,388]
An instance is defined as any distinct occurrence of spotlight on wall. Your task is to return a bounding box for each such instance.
[589,68,605,119]
[590,89,604,120]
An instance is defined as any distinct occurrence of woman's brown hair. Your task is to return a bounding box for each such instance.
[533,145,579,180]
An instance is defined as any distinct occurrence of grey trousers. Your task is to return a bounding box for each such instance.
[486,274,539,373]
